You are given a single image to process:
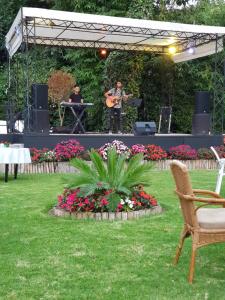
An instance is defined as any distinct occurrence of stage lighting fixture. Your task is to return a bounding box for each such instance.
[168,46,177,55]
[187,47,195,54]
[98,48,109,59]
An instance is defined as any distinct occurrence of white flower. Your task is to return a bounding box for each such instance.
[129,203,133,208]
[120,199,125,205]
[125,197,131,203]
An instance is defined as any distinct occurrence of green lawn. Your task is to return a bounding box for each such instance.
[0,170,225,300]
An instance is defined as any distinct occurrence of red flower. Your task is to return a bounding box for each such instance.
[117,203,123,210]
[84,198,90,205]
[101,198,109,206]
[150,199,157,206]
[104,189,112,195]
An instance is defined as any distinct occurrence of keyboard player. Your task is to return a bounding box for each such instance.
[69,85,84,104]
[68,85,84,133]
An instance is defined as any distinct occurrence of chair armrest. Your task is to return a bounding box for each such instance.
[192,189,222,199]
[175,190,225,205]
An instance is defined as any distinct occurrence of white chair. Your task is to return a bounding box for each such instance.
[210,146,225,193]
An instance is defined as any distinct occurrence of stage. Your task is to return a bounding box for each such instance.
[0,133,223,150]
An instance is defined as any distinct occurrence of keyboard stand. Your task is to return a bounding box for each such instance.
[70,106,86,133]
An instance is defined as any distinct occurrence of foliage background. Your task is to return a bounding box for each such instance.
[1,0,225,132]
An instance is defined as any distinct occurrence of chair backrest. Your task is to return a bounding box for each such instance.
[210,146,220,162]
[170,160,198,228]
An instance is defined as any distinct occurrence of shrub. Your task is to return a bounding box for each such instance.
[214,145,225,158]
[117,190,158,212]
[197,148,214,160]
[58,188,110,213]
[30,148,56,163]
[54,139,84,161]
[169,144,197,160]
[98,140,130,160]
[130,144,146,156]
[144,144,167,161]
[57,187,157,213]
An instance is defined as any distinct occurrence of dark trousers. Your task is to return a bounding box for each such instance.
[107,107,122,132]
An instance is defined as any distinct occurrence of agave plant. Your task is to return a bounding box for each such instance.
[69,148,153,210]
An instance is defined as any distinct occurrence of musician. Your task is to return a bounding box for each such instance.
[68,85,84,133]
[69,85,84,104]
[104,81,128,134]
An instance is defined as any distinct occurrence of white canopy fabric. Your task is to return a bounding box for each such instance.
[5,7,225,62]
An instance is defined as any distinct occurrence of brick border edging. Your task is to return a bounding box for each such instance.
[1,159,219,175]
[49,205,163,220]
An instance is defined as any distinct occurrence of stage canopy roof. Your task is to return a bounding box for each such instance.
[5,7,225,63]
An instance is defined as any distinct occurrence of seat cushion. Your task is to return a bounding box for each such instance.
[197,208,225,229]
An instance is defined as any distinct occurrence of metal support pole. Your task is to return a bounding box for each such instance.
[24,20,31,132]
[212,35,225,134]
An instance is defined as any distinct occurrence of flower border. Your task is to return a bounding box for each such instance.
[49,205,163,221]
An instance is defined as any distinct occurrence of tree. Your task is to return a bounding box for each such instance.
[48,70,75,126]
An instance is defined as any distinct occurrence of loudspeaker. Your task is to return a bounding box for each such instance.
[195,91,211,114]
[192,113,211,135]
[133,121,157,136]
[31,109,49,133]
[31,84,48,110]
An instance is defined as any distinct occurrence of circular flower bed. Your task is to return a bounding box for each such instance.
[57,188,158,213]
[50,148,162,220]
[50,187,162,220]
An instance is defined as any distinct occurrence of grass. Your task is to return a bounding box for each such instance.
[0,170,225,299]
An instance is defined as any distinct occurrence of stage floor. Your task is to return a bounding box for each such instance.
[0,132,223,150]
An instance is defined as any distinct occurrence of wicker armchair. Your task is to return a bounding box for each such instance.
[170,160,225,283]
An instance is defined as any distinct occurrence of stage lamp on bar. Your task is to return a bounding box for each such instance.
[187,47,195,54]
[98,48,109,59]
[168,46,177,55]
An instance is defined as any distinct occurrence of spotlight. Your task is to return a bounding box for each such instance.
[187,47,195,54]
[98,48,109,59]
[168,46,177,55]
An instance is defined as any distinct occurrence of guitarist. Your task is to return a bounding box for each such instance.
[104,81,128,134]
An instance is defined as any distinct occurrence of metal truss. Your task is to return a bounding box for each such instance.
[212,36,225,134]
[27,37,165,53]
[14,15,225,134]
[22,16,224,54]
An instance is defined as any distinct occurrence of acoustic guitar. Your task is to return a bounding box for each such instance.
[105,94,133,108]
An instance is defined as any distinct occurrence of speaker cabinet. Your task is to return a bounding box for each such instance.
[31,83,48,110]
[31,109,49,133]
[195,91,211,114]
[133,121,157,136]
[192,113,211,135]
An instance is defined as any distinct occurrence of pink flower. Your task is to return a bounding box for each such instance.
[84,198,90,205]
[117,203,123,210]
[101,198,109,206]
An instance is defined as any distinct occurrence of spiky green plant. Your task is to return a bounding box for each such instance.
[69,148,153,210]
